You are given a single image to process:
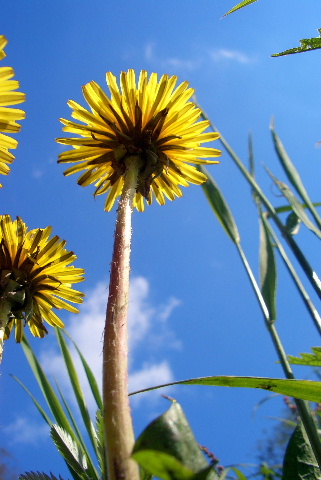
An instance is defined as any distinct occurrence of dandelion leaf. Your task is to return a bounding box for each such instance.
[19,473,65,480]
[282,423,320,480]
[273,29,321,57]
[288,347,321,367]
[223,0,260,16]
[259,213,277,321]
[132,400,218,480]
[50,425,88,477]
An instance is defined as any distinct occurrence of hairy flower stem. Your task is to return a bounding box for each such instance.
[103,155,141,480]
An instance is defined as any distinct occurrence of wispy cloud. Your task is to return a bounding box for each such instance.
[5,276,180,444]
[144,42,155,61]
[31,168,44,179]
[143,42,255,72]
[3,417,49,445]
[209,48,255,64]
[40,277,179,407]
[129,360,174,407]
[143,42,201,72]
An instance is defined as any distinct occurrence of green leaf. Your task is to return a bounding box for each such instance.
[12,374,53,426]
[130,376,321,403]
[95,409,107,480]
[198,165,240,244]
[282,423,320,480]
[285,211,301,236]
[19,473,65,480]
[270,122,321,229]
[223,0,260,16]
[55,328,99,455]
[272,29,321,57]
[133,400,218,480]
[265,168,321,240]
[51,425,89,479]
[275,203,321,215]
[20,336,100,480]
[288,347,321,367]
[219,467,248,480]
[259,213,277,321]
[132,451,214,480]
[21,336,75,436]
[63,330,103,411]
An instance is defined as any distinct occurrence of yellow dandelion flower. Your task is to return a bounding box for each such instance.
[0,36,26,185]
[57,69,221,211]
[0,215,84,349]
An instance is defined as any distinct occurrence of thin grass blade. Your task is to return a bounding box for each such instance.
[259,213,277,322]
[223,0,259,16]
[55,328,99,455]
[198,165,240,244]
[12,374,53,426]
[271,121,321,229]
[50,425,90,479]
[63,330,103,411]
[130,375,321,403]
[21,336,76,437]
[54,379,100,476]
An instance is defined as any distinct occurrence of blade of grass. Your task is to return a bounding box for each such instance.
[259,212,277,322]
[21,336,99,480]
[270,121,321,230]
[198,106,321,302]
[63,330,103,411]
[261,214,321,336]
[198,165,240,244]
[21,336,76,436]
[55,328,99,455]
[264,166,321,239]
[199,132,321,470]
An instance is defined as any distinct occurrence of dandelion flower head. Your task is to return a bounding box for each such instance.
[0,36,25,185]
[0,215,84,343]
[57,70,221,211]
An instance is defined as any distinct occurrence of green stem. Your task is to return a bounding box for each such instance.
[236,242,321,470]
[264,216,321,336]
[199,108,321,302]
[103,155,141,480]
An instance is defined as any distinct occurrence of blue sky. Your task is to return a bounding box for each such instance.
[1,1,321,478]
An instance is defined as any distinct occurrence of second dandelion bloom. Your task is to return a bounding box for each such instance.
[0,35,25,185]
[57,70,221,211]
[0,215,84,358]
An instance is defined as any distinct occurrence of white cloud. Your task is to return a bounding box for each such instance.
[5,276,180,445]
[31,168,44,179]
[38,276,180,412]
[3,417,49,445]
[143,42,255,73]
[209,48,254,64]
[129,361,174,407]
[143,42,201,72]
[144,42,155,61]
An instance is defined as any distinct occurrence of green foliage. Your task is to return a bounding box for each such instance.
[282,423,321,480]
[133,399,218,480]
[16,332,104,480]
[272,29,321,57]
[50,425,89,479]
[130,375,321,403]
[259,212,277,322]
[223,0,260,16]
[266,171,321,240]
[197,165,240,244]
[288,348,321,367]
[19,473,65,480]
[223,4,321,57]
[219,466,248,479]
